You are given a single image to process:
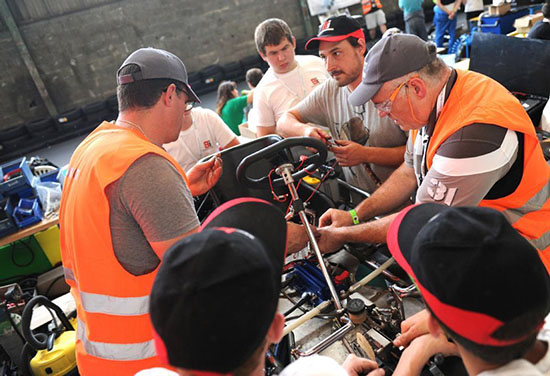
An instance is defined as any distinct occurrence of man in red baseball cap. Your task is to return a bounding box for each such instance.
[277,15,408,195]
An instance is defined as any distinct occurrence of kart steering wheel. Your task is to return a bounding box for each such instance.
[236,137,327,189]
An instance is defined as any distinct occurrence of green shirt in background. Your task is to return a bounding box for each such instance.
[220,95,248,136]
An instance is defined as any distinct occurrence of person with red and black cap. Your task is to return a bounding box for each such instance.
[277,15,407,195]
[386,203,550,375]
[138,198,383,376]
[317,34,550,271]
[60,47,223,375]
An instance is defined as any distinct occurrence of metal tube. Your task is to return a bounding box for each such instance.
[348,257,395,295]
[283,300,331,336]
[294,316,355,356]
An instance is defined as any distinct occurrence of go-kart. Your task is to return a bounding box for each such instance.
[198,135,467,376]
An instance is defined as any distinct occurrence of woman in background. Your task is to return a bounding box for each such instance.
[216,81,253,136]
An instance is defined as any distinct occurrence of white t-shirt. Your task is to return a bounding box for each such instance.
[465,0,484,12]
[478,359,543,375]
[164,107,236,172]
[252,55,329,128]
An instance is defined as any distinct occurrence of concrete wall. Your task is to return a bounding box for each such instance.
[0,0,407,131]
[0,0,308,130]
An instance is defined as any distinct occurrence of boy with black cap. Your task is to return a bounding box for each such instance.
[140,198,383,376]
[277,15,407,195]
[60,47,222,375]
[387,203,550,375]
[317,34,550,271]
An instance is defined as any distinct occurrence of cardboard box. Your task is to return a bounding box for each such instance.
[489,3,511,16]
[514,12,544,33]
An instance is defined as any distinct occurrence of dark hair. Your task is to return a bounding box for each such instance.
[117,64,185,111]
[428,307,543,364]
[246,68,264,88]
[345,36,367,56]
[255,18,293,55]
[543,2,550,18]
[216,81,237,115]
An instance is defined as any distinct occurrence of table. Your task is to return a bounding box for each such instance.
[0,215,58,248]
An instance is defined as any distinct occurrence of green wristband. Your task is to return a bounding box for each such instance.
[349,209,360,225]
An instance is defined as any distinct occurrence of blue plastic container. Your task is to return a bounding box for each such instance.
[0,198,16,237]
[12,198,42,229]
[0,157,34,197]
[480,8,529,34]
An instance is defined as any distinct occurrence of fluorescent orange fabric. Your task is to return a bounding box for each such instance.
[362,0,383,14]
[425,69,550,271]
[60,121,189,375]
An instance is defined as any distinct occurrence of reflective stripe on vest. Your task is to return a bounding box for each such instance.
[77,318,156,361]
[80,291,149,316]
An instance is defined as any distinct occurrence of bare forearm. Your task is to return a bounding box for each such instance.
[277,111,309,138]
[356,163,416,221]
[362,145,406,167]
[331,214,397,245]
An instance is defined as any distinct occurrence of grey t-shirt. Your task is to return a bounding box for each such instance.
[295,78,408,193]
[105,153,199,276]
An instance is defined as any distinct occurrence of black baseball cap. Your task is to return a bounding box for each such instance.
[305,15,365,50]
[349,34,436,106]
[387,203,550,347]
[117,47,200,103]
[149,198,287,373]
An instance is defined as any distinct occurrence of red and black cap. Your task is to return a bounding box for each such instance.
[150,198,287,374]
[305,15,365,50]
[387,203,550,347]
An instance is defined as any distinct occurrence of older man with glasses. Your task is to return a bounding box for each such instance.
[317,34,550,275]
[59,47,222,375]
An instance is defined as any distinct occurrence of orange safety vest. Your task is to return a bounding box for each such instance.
[362,0,383,14]
[415,70,550,271]
[60,121,189,375]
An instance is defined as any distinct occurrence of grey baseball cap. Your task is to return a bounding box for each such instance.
[117,47,200,103]
[349,34,437,106]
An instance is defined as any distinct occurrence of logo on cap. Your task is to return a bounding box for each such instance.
[320,20,334,34]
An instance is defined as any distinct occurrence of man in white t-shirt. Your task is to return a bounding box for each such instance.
[164,107,239,172]
[252,18,330,137]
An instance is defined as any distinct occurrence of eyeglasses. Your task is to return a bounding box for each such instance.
[374,75,418,114]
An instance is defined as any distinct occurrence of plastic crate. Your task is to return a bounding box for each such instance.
[0,157,34,197]
[12,198,42,229]
[480,8,529,34]
[0,198,16,238]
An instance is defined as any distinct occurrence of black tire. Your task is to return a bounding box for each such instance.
[26,117,56,137]
[0,124,28,142]
[83,101,107,115]
[2,135,31,151]
[58,117,84,132]
[240,55,263,70]
[57,108,83,124]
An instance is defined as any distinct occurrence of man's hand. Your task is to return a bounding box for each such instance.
[286,222,311,255]
[392,334,458,376]
[342,354,385,376]
[316,226,346,254]
[304,126,331,142]
[319,208,354,228]
[393,309,430,348]
[332,140,368,167]
[186,155,223,196]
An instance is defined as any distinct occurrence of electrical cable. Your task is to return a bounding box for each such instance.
[11,238,35,268]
